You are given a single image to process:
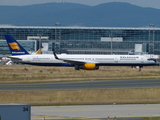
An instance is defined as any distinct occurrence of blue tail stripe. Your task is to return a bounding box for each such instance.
[5,35,29,56]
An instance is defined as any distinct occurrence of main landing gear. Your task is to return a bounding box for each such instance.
[132,66,143,71]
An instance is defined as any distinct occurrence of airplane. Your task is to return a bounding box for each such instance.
[5,35,158,71]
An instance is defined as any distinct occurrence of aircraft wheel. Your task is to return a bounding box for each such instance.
[75,65,80,70]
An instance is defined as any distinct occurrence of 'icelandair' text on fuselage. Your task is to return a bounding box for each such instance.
[120,56,139,60]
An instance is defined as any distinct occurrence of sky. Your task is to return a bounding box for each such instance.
[0,0,160,9]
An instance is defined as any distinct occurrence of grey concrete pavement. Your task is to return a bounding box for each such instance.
[31,104,160,119]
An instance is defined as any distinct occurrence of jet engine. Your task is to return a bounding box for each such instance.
[82,63,99,70]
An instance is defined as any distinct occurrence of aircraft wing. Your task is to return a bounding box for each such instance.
[53,52,98,65]
[62,59,97,65]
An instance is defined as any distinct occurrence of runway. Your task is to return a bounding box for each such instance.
[31,104,160,120]
[0,79,160,90]
[1,79,160,119]
[0,79,160,120]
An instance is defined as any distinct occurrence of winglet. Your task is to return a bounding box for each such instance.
[53,52,59,59]
[5,35,30,56]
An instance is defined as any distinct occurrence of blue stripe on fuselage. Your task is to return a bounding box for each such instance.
[21,62,73,66]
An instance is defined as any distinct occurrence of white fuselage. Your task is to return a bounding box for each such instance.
[9,54,156,66]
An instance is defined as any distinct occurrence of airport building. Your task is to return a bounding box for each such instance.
[0,25,160,56]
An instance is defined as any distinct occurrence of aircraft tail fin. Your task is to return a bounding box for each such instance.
[5,35,30,56]
[35,48,42,54]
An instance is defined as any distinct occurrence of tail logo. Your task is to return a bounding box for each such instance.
[8,42,21,51]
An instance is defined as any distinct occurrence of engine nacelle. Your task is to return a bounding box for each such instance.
[82,63,99,70]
